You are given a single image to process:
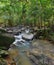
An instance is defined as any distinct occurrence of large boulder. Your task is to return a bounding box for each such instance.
[22,33,34,41]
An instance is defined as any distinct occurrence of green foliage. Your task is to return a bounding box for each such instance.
[0,0,54,26]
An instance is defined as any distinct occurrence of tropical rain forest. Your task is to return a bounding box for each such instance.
[0,0,54,65]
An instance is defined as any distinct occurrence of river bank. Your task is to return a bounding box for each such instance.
[0,26,54,65]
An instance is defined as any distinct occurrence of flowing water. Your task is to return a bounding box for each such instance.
[9,33,54,65]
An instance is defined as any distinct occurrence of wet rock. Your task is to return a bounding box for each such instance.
[22,33,34,41]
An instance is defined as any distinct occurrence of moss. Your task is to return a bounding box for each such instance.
[0,29,7,33]
[0,34,15,49]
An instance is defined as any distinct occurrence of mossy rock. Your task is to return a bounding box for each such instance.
[0,29,7,33]
[0,59,7,65]
[0,50,9,58]
[0,47,7,50]
[0,34,15,49]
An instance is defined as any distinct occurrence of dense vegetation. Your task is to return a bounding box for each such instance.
[0,0,54,27]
